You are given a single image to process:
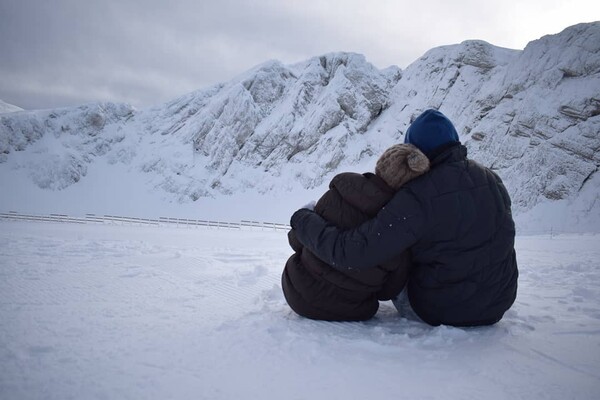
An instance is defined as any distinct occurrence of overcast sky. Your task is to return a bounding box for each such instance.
[1,0,598,110]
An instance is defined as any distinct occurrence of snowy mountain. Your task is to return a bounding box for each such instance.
[1,22,599,232]
[0,99,23,114]
[0,102,135,189]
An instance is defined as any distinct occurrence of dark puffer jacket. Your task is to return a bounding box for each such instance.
[282,172,411,321]
[290,144,518,327]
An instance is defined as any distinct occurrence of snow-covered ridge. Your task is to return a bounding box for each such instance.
[368,23,600,231]
[1,22,599,232]
[0,99,23,114]
[0,102,134,189]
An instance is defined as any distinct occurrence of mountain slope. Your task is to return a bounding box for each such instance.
[0,99,23,114]
[373,23,600,223]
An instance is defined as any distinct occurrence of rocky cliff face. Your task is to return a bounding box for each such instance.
[1,23,598,229]
[465,23,599,213]
[137,53,400,197]
[372,23,600,217]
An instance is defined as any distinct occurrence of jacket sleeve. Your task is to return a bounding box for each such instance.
[290,189,425,271]
[376,250,411,300]
[287,229,303,253]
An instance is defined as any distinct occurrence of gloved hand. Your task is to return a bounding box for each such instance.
[290,201,317,229]
[300,200,316,211]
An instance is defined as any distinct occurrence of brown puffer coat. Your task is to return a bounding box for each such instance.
[282,172,411,321]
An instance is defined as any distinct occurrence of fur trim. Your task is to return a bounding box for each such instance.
[375,144,430,190]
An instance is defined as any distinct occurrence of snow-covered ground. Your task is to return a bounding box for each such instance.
[1,220,599,399]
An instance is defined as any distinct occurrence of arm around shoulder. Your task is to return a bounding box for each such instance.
[290,189,425,271]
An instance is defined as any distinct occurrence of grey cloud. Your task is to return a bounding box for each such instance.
[1,0,596,110]
[1,0,344,109]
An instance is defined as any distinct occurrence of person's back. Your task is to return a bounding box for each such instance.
[282,171,405,321]
[400,142,517,326]
[289,109,518,326]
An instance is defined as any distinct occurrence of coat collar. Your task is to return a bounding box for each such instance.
[429,143,467,167]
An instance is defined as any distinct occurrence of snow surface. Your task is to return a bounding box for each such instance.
[1,220,599,399]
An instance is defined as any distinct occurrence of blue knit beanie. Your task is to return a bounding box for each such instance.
[404,109,460,156]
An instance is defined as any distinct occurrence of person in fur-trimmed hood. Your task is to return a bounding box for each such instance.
[282,143,430,321]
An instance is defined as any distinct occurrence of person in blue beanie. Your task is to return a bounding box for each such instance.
[290,109,518,327]
[404,109,460,156]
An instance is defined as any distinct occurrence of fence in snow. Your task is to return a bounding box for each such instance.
[0,211,289,231]
[1,212,594,237]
